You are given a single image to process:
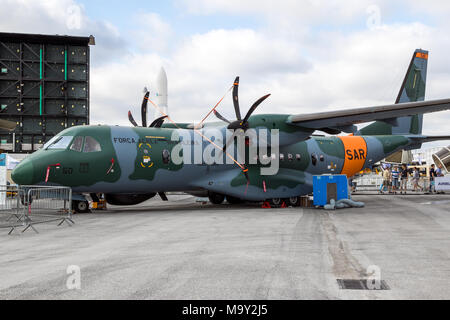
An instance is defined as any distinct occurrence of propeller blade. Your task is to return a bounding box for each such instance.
[222,130,237,153]
[213,110,231,124]
[128,111,139,127]
[158,192,168,201]
[243,94,271,123]
[141,91,150,127]
[150,115,168,128]
[243,168,250,184]
[232,76,242,121]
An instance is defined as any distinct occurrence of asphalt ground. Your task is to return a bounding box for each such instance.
[1,193,449,299]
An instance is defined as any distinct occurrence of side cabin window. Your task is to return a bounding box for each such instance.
[70,136,84,152]
[288,154,294,161]
[83,136,102,153]
[280,153,285,161]
[162,149,170,164]
[296,154,302,161]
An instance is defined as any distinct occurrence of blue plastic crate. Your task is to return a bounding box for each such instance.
[313,175,349,206]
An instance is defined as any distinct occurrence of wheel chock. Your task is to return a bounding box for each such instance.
[281,201,288,208]
[262,201,271,208]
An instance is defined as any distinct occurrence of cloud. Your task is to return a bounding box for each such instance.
[92,17,450,133]
[178,0,373,23]
[132,12,173,53]
[2,0,450,141]
[0,0,127,65]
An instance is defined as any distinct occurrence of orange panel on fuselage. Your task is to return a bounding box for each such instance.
[338,136,368,177]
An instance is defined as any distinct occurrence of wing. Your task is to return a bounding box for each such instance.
[288,98,450,134]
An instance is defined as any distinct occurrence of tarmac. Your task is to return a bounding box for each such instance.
[0,193,450,300]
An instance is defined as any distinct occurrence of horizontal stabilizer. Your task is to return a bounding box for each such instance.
[407,135,450,143]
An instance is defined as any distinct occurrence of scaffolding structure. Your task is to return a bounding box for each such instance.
[0,32,94,153]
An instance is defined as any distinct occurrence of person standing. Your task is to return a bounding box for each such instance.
[391,166,400,194]
[381,166,391,194]
[412,167,422,192]
[429,164,437,193]
[400,164,409,194]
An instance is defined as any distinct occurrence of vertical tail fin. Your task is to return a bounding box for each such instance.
[358,49,428,136]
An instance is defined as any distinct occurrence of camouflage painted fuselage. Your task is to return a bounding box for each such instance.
[12,120,414,201]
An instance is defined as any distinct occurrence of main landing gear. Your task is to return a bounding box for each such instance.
[208,192,243,205]
[267,197,300,208]
[208,192,301,207]
[208,192,226,205]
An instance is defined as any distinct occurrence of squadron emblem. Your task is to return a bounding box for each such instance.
[139,143,154,168]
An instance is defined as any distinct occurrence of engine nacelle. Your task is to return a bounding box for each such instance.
[105,193,156,206]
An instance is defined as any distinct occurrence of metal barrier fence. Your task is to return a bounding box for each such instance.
[354,175,433,192]
[0,185,73,235]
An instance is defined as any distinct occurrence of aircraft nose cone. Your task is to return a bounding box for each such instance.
[11,161,34,185]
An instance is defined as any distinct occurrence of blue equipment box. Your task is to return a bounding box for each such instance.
[313,175,349,206]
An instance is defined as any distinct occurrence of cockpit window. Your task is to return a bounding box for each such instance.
[46,136,74,150]
[70,136,84,152]
[83,136,102,153]
[43,136,59,149]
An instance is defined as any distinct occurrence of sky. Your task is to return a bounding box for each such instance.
[1,0,450,148]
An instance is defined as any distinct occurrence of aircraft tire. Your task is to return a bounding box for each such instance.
[72,200,90,213]
[208,192,225,205]
[286,196,300,207]
[226,195,243,204]
[269,198,283,208]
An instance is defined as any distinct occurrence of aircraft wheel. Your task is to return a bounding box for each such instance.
[269,198,283,208]
[72,200,90,213]
[208,192,225,205]
[226,195,243,204]
[286,196,300,207]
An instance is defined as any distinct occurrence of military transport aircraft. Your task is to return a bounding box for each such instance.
[11,49,450,212]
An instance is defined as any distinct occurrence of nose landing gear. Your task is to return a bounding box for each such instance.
[72,200,90,213]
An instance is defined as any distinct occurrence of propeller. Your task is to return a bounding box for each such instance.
[128,89,150,127]
[128,111,139,127]
[150,115,168,128]
[213,76,271,184]
[141,91,149,127]
[214,77,271,152]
